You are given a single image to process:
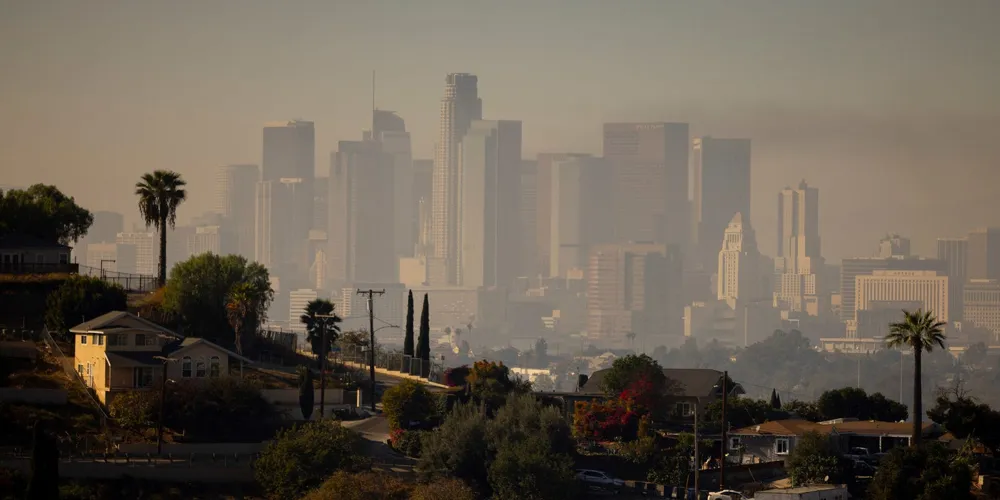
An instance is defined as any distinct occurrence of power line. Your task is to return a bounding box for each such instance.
[357,288,385,413]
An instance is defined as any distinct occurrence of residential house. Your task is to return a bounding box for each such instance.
[70,311,251,405]
[0,234,76,274]
[728,418,943,464]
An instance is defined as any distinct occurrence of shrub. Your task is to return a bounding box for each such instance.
[108,391,156,431]
[381,379,436,431]
[253,421,368,500]
[444,365,471,387]
[44,276,127,336]
[410,477,478,500]
[301,471,411,500]
[389,428,424,458]
[163,377,279,442]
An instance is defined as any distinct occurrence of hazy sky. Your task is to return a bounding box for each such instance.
[1,0,998,260]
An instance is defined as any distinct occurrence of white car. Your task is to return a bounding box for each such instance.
[709,490,748,500]
[575,469,625,489]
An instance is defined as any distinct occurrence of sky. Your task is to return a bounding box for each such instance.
[1,0,998,260]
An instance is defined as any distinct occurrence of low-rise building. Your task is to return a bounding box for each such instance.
[0,235,75,274]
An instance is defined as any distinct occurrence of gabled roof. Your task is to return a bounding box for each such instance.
[165,337,253,364]
[69,311,181,338]
[581,368,745,399]
[0,234,71,250]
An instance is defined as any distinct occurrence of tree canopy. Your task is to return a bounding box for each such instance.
[0,184,93,244]
[254,421,368,500]
[382,379,437,431]
[299,298,340,365]
[44,276,127,335]
[599,354,670,406]
[786,431,849,487]
[867,443,973,500]
[816,387,908,422]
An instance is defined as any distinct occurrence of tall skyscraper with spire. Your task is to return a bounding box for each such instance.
[431,73,482,285]
[773,180,824,315]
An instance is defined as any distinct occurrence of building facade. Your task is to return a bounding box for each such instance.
[773,181,823,315]
[549,155,612,278]
[215,164,259,259]
[717,213,760,306]
[693,137,751,270]
[855,270,949,322]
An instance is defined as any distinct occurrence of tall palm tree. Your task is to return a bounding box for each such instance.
[226,281,270,356]
[886,308,946,446]
[135,170,187,286]
[300,299,340,370]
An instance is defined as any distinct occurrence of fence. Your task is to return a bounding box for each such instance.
[337,343,445,384]
[78,264,158,293]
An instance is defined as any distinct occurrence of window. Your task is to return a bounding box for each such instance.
[80,335,87,345]
[95,335,104,346]
[77,364,84,376]
[775,438,790,455]
[181,357,192,378]
[196,359,207,378]
[209,356,220,377]
[108,334,126,346]
[676,402,694,417]
[135,334,145,346]
[729,437,742,451]
[59,253,68,264]
[133,367,154,388]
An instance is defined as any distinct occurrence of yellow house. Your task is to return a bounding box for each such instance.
[70,311,252,405]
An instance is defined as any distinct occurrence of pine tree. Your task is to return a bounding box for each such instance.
[417,293,431,376]
[770,388,782,410]
[403,290,415,357]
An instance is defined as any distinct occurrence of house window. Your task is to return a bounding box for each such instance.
[729,437,742,451]
[182,357,192,378]
[108,334,126,346]
[95,335,104,346]
[80,335,87,345]
[196,359,207,378]
[135,334,145,346]
[209,356,220,377]
[775,438,790,455]
[676,402,694,417]
[59,253,68,264]
[77,364,84,376]
[133,367,154,388]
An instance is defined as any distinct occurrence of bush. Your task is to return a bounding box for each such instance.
[163,377,279,442]
[388,428,424,458]
[108,391,156,431]
[444,365,470,387]
[381,379,436,431]
[410,478,477,500]
[254,421,369,500]
[301,471,411,500]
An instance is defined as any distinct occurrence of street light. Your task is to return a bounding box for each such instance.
[99,259,116,280]
[152,355,177,455]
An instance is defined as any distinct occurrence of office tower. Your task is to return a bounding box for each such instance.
[603,122,690,246]
[938,237,969,321]
[773,181,823,315]
[115,232,156,276]
[372,110,414,261]
[458,120,522,288]
[549,156,613,277]
[520,159,537,278]
[313,176,328,232]
[840,257,946,323]
[86,242,137,274]
[329,140,396,286]
[966,228,1000,280]
[262,120,315,279]
[692,137,752,269]
[307,230,328,291]
[878,234,911,259]
[75,211,125,265]
[187,225,235,257]
[535,153,591,277]
[855,270,949,322]
[431,73,483,285]
[288,288,318,333]
[255,178,309,279]
[215,164,259,259]
[963,279,1000,342]
[412,159,433,248]
[717,212,760,305]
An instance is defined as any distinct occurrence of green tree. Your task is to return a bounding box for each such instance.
[417,293,430,375]
[886,309,947,445]
[382,379,436,431]
[164,253,273,347]
[770,388,782,409]
[816,387,907,422]
[410,478,477,500]
[25,422,59,500]
[927,391,1000,453]
[786,431,846,487]
[134,170,187,286]
[163,377,279,442]
[962,342,988,369]
[108,391,156,431]
[0,184,93,244]
[488,437,576,500]
[533,338,548,368]
[599,354,670,409]
[868,443,974,500]
[302,471,411,500]
[647,446,691,486]
[783,400,823,421]
[418,403,491,491]
[404,290,415,357]
[298,365,314,421]
[254,421,368,500]
[299,299,340,369]
[44,276,127,334]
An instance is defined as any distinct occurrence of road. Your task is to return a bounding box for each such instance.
[342,416,417,475]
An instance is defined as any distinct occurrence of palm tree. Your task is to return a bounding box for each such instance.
[300,299,340,370]
[886,309,946,446]
[226,281,270,356]
[135,170,187,286]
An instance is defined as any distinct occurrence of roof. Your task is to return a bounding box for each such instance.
[581,368,744,398]
[732,418,939,437]
[165,337,253,364]
[105,351,161,367]
[730,419,822,436]
[0,234,71,250]
[69,311,181,338]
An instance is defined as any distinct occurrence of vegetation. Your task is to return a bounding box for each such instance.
[43,276,127,335]
[301,471,411,500]
[0,184,93,244]
[298,365,314,421]
[417,293,430,375]
[410,477,478,500]
[815,387,907,422]
[254,420,368,500]
[598,354,670,407]
[785,431,848,487]
[164,253,272,347]
[886,309,947,445]
[461,360,531,415]
[163,377,278,442]
[300,299,340,368]
[404,290,415,357]
[381,379,437,431]
[574,376,656,441]
[927,388,1000,454]
[134,170,187,286]
[108,391,156,431]
[25,422,59,500]
[867,443,973,500]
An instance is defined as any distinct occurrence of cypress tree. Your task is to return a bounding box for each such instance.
[403,290,415,357]
[298,365,314,421]
[417,293,431,376]
[770,388,782,410]
[26,422,59,500]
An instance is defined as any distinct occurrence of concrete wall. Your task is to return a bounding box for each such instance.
[0,388,67,405]
[116,442,266,455]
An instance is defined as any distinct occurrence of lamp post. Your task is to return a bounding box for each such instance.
[99,259,116,280]
[152,355,177,455]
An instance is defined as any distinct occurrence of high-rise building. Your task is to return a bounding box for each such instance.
[603,123,690,246]
[534,153,591,277]
[519,159,537,278]
[215,164,259,259]
[458,120,522,288]
[692,137,751,269]
[262,121,315,280]
[313,176,328,232]
[431,74,483,285]
[773,181,823,315]
[938,237,969,320]
[372,111,414,261]
[855,270,949,322]
[967,228,1000,281]
[187,225,235,257]
[115,232,156,276]
[963,279,1000,342]
[75,211,124,266]
[840,257,946,323]
[412,159,433,254]
[878,234,911,259]
[288,288,318,334]
[85,242,137,274]
[717,213,759,306]
[329,140,396,286]
[549,156,613,277]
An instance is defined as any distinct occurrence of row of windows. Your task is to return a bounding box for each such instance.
[182,356,221,378]
[80,333,159,347]
[726,436,790,455]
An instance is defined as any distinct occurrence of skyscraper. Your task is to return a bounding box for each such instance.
[692,137,751,269]
[262,121,315,282]
[519,159,538,278]
[878,234,911,259]
[535,152,591,277]
[431,73,483,285]
[115,232,157,276]
[458,120,521,288]
[938,237,968,320]
[773,180,823,315]
[549,155,613,277]
[372,110,414,261]
[966,228,1000,281]
[603,122,689,246]
[717,213,759,306]
[215,164,259,259]
[412,159,433,257]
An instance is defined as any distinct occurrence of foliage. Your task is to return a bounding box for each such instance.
[388,428,425,458]
[382,379,437,431]
[108,391,156,431]
[301,471,411,500]
[444,365,471,387]
[418,403,491,490]
[927,390,1000,453]
[532,374,555,392]
[599,354,670,408]
[704,396,788,432]
[404,290,415,357]
[298,365,314,421]
[783,400,824,421]
[134,170,187,285]
[613,434,657,463]
[647,446,691,486]
[487,436,577,500]
[867,443,974,500]
[43,276,127,334]
[163,377,279,442]
[417,293,430,371]
[410,478,477,500]
[164,253,273,346]
[574,374,662,441]
[464,360,531,415]
[887,308,947,445]
[816,387,908,422]
[339,329,369,348]
[0,184,93,244]
[786,431,846,487]
[254,420,368,500]
[770,388,782,409]
[299,299,340,368]
[25,422,59,500]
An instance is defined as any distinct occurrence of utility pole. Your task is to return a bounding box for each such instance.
[152,355,176,455]
[693,404,700,495]
[720,371,728,490]
[357,289,384,412]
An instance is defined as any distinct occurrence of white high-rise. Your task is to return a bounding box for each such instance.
[773,180,824,315]
[115,232,156,276]
[717,213,759,308]
[431,73,482,285]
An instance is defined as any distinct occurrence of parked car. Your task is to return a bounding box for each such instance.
[853,459,876,477]
[575,469,625,489]
[708,490,748,500]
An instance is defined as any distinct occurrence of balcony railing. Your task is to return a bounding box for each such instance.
[0,262,79,274]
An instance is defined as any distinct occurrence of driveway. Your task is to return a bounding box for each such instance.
[342,416,415,468]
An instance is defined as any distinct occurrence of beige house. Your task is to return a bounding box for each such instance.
[70,311,251,405]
